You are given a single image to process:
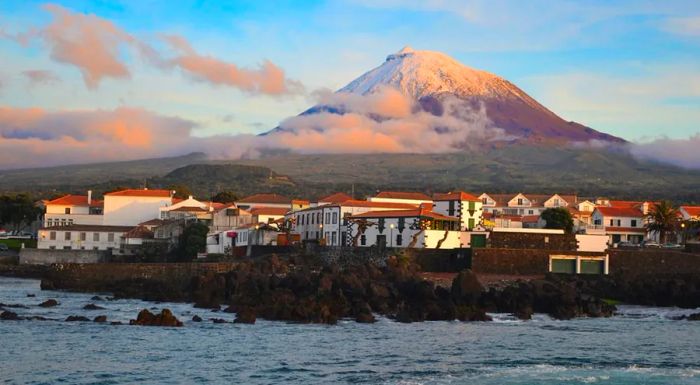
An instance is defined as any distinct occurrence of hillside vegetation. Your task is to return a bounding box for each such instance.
[1,146,698,203]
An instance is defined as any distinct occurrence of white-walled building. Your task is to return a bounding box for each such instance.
[433,191,483,230]
[43,192,103,227]
[680,206,700,221]
[103,189,174,226]
[38,225,132,252]
[346,205,461,249]
[591,206,646,245]
[479,193,578,216]
[289,199,419,246]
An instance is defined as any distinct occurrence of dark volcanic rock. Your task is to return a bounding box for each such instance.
[39,299,59,307]
[27,294,35,297]
[91,296,104,301]
[0,302,29,309]
[93,315,108,323]
[192,315,203,322]
[211,318,229,324]
[1,311,23,320]
[83,303,105,310]
[355,312,376,323]
[129,309,183,327]
[65,315,90,322]
[234,308,256,324]
[688,313,700,321]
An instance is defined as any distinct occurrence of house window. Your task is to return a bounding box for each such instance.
[517,198,523,205]
[469,201,475,210]
[325,213,330,224]
[332,212,338,224]
[80,232,86,241]
[68,219,73,225]
[616,220,621,226]
[396,234,403,246]
[609,219,614,226]
[65,208,71,214]
[63,246,71,250]
[93,233,99,242]
[324,231,329,241]
[310,213,314,225]
[331,232,337,245]
[360,235,366,246]
[64,232,71,241]
[631,219,637,227]
[108,233,114,242]
[50,231,56,240]
[482,198,488,205]
[317,212,321,224]
[448,201,455,216]
[529,210,534,215]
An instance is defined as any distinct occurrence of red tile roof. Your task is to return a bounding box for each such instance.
[608,200,643,208]
[105,189,172,197]
[46,195,103,207]
[433,191,480,201]
[521,215,541,223]
[250,207,289,216]
[681,206,700,217]
[595,206,644,217]
[374,191,432,201]
[349,209,458,221]
[340,200,418,209]
[318,192,353,203]
[124,225,154,239]
[237,193,291,204]
[170,206,209,213]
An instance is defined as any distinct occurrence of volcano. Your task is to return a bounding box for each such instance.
[271,46,624,145]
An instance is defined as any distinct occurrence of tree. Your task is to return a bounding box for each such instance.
[541,207,574,233]
[645,201,679,244]
[175,222,209,261]
[168,184,192,199]
[212,191,238,204]
[0,194,42,232]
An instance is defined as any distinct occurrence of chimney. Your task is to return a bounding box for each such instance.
[87,190,92,205]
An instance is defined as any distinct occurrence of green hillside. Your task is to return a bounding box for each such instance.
[1,146,699,203]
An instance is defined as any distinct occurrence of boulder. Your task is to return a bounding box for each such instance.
[83,303,105,310]
[211,318,229,324]
[65,315,90,322]
[451,270,484,305]
[39,299,59,307]
[192,315,203,322]
[93,315,107,323]
[688,313,700,321]
[129,309,183,327]
[234,308,257,324]
[355,312,376,323]
[1,311,22,320]
[91,296,104,301]
[110,321,123,325]
[26,294,35,297]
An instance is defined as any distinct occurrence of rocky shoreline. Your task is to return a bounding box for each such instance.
[4,255,700,325]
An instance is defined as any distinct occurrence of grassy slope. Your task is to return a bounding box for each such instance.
[1,146,698,203]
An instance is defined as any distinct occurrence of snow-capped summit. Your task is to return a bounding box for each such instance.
[340,47,550,114]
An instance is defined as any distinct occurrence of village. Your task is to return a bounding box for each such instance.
[3,187,694,276]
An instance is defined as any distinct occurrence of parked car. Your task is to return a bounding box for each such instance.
[642,241,661,248]
[662,243,683,249]
[0,244,9,251]
[617,241,640,248]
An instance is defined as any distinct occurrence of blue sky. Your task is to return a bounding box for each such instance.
[0,0,699,167]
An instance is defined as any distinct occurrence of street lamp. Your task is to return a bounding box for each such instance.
[389,223,395,248]
[681,222,686,246]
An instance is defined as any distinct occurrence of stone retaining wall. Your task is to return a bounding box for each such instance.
[608,249,700,277]
[20,249,111,265]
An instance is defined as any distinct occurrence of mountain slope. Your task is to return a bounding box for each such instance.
[274,47,624,145]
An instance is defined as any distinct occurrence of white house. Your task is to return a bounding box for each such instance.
[433,191,483,230]
[346,204,462,249]
[289,199,419,246]
[37,225,133,252]
[43,192,103,227]
[591,206,646,245]
[206,223,280,254]
[249,207,289,224]
[102,189,174,226]
[367,191,433,206]
[479,193,578,216]
[680,206,700,221]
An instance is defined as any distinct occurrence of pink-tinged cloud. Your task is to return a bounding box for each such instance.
[40,4,137,88]
[22,69,60,84]
[164,35,304,95]
[0,106,196,168]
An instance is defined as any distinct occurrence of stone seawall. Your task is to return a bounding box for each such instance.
[472,248,700,277]
[20,249,111,265]
[41,262,240,293]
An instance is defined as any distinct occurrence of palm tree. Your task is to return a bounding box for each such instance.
[645,201,679,244]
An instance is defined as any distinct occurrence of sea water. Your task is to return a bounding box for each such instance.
[1,277,699,384]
